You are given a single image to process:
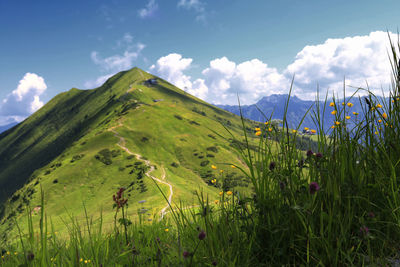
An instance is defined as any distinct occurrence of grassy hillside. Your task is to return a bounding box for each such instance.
[0,67,260,241]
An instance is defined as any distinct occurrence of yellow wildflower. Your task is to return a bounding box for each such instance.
[265,121,269,125]
[392,100,395,103]
[378,119,382,123]
[331,125,335,129]
[211,165,217,170]
[304,127,309,131]
[292,130,297,134]
[397,97,400,101]
[88,260,91,263]
[220,170,224,173]
[382,113,387,119]
[353,112,359,115]
[6,252,10,255]
[329,102,335,107]
[331,110,337,115]
[85,260,88,264]
[226,191,233,196]
[219,191,223,196]
[335,121,340,125]
[255,127,261,131]
[255,131,262,136]
[211,179,217,184]
[165,228,169,232]
[347,103,354,107]
[342,102,345,106]
[311,129,316,134]
[80,258,83,262]
[231,165,236,168]
[345,116,350,120]
[268,127,273,132]
[385,123,389,126]
[1,255,4,259]
[376,104,382,108]
[375,131,378,135]
[214,200,219,204]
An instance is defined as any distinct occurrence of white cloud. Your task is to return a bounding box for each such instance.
[149,53,208,99]
[138,0,158,19]
[201,57,289,104]
[85,37,145,89]
[83,74,113,89]
[285,31,397,98]
[177,0,207,23]
[0,73,47,125]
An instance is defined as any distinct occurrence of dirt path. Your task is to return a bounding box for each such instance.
[109,125,173,219]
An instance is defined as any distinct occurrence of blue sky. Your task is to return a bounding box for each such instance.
[1,0,400,125]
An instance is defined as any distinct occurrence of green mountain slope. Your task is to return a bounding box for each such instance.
[0,67,257,240]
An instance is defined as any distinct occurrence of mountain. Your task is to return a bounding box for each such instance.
[217,94,368,131]
[0,67,258,240]
[0,122,18,134]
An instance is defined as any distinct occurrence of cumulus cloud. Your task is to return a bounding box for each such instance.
[138,0,158,19]
[0,73,47,125]
[83,74,114,89]
[149,53,208,99]
[149,31,399,104]
[285,31,396,99]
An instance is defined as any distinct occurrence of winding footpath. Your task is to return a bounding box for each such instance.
[109,124,173,220]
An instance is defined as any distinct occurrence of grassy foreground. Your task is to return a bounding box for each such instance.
[1,38,400,266]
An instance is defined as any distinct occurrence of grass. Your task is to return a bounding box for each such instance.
[1,36,400,266]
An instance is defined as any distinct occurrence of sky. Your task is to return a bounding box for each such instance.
[1,0,400,126]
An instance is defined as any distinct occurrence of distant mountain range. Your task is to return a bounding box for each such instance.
[217,94,370,132]
[0,122,18,134]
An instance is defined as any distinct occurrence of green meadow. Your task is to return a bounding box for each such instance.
[0,38,400,266]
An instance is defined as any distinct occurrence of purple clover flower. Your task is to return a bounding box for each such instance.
[309,182,320,194]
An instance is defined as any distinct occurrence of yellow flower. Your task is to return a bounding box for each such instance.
[329,102,335,107]
[211,165,217,170]
[385,123,389,126]
[397,97,400,101]
[255,131,262,136]
[331,110,337,115]
[331,125,335,129]
[6,252,10,255]
[14,252,18,256]
[211,179,217,184]
[265,121,269,125]
[376,104,382,108]
[311,129,316,134]
[226,191,233,196]
[85,260,88,264]
[345,116,351,120]
[165,228,169,232]
[292,130,297,134]
[378,119,382,123]
[392,100,395,103]
[80,258,83,262]
[219,191,223,196]
[304,127,309,131]
[347,103,354,107]
[353,112,359,115]
[335,121,340,125]
[375,131,378,135]
[214,200,219,204]
[342,102,345,106]
[268,127,273,132]
[220,170,224,173]
[382,113,387,119]
[1,255,4,259]
[255,127,261,131]
[231,165,236,168]
[88,260,91,263]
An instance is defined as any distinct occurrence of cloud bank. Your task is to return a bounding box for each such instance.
[138,0,158,19]
[0,73,47,125]
[150,31,397,104]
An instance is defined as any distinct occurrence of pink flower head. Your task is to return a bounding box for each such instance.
[309,182,320,194]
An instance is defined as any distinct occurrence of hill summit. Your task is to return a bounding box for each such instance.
[0,67,255,240]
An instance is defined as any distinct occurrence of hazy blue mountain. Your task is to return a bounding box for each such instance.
[217,94,370,131]
[0,122,18,134]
